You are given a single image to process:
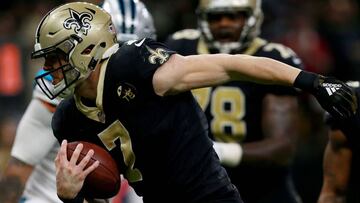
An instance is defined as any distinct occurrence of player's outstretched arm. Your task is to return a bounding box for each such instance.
[153,54,300,95]
[0,98,59,203]
[153,54,357,119]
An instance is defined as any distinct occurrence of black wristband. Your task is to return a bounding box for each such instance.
[58,192,84,203]
[293,71,320,92]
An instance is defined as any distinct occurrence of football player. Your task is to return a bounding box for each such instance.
[165,0,302,202]
[0,0,155,202]
[318,81,360,203]
[30,2,356,203]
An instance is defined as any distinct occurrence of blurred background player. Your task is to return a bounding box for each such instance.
[101,0,156,44]
[0,72,61,203]
[0,0,156,202]
[165,0,303,202]
[318,81,360,203]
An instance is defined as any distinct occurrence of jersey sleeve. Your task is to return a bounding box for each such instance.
[134,38,176,82]
[108,38,176,97]
[11,98,58,165]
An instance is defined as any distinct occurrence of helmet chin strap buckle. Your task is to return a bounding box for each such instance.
[88,44,106,70]
[88,57,99,70]
[70,34,83,43]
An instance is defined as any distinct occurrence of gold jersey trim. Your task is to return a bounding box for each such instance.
[243,38,267,55]
[75,59,109,123]
[197,36,210,55]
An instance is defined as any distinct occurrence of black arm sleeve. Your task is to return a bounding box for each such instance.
[58,192,84,203]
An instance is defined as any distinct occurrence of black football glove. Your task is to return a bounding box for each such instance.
[294,71,358,119]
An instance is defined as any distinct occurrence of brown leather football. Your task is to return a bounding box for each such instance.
[67,141,121,199]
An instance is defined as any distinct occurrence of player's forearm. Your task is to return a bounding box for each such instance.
[0,175,25,202]
[226,55,301,86]
[322,143,351,186]
[318,193,346,203]
[319,180,346,203]
[226,55,357,120]
[0,157,33,202]
[244,95,299,167]
[319,142,351,203]
[241,137,296,167]
[156,54,301,96]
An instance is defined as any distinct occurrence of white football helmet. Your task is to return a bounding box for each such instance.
[31,2,117,99]
[102,0,157,42]
[197,0,263,53]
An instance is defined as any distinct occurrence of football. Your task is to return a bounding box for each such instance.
[67,141,121,199]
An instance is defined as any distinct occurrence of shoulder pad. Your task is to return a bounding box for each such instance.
[256,38,303,69]
[171,29,201,40]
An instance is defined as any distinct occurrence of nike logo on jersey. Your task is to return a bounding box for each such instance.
[134,38,146,47]
[323,83,342,96]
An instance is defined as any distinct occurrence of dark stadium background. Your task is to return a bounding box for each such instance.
[1,0,360,202]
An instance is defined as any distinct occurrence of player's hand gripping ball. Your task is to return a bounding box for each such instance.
[67,141,121,199]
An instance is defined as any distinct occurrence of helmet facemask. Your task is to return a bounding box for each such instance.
[35,63,80,100]
[32,35,81,99]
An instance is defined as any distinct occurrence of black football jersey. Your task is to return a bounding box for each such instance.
[52,38,242,203]
[326,83,360,202]
[166,29,303,203]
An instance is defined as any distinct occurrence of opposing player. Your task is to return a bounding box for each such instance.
[101,0,156,43]
[0,74,61,203]
[0,0,155,202]
[318,81,360,203]
[165,1,302,202]
[30,2,356,203]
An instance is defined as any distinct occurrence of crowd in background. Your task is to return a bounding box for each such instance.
[0,0,359,202]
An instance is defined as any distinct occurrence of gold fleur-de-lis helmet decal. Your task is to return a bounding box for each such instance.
[63,8,93,36]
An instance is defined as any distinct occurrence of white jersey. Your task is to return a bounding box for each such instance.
[11,85,61,203]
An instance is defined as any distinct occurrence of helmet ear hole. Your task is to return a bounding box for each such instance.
[81,44,95,55]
